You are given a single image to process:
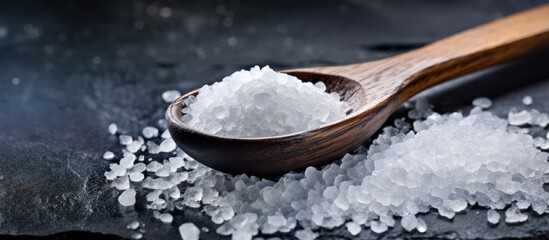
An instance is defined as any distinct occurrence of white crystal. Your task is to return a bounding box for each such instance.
[472,97,492,109]
[522,96,533,105]
[119,135,133,145]
[130,172,144,182]
[108,123,117,135]
[345,222,362,236]
[159,138,177,152]
[179,223,201,240]
[118,189,136,206]
[103,97,549,239]
[416,218,427,233]
[162,90,181,102]
[294,229,318,240]
[508,110,532,125]
[112,175,130,190]
[103,151,114,160]
[400,215,418,231]
[370,221,388,233]
[181,66,349,138]
[142,126,159,139]
[127,221,140,230]
[160,213,173,223]
[131,233,143,239]
[505,205,528,223]
[126,141,142,153]
[487,210,500,224]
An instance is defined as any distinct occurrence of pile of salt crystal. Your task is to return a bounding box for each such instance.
[104,82,549,240]
[181,66,350,138]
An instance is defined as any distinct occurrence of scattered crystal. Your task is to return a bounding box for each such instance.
[112,175,130,190]
[508,110,532,125]
[127,221,140,230]
[522,96,533,105]
[118,189,136,206]
[472,97,492,109]
[119,135,133,145]
[103,151,114,160]
[131,233,143,239]
[179,223,200,240]
[142,126,159,139]
[103,95,549,239]
[162,90,181,102]
[108,123,118,135]
[345,222,361,236]
[505,205,528,223]
[130,172,145,182]
[160,213,173,223]
[159,138,177,152]
[487,210,500,224]
[370,221,388,234]
[295,229,318,240]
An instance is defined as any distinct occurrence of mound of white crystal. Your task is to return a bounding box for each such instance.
[208,107,549,236]
[104,96,549,240]
[181,66,350,138]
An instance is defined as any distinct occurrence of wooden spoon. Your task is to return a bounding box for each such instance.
[167,4,549,177]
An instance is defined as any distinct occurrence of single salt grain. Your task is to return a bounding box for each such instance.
[267,215,286,227]
[130,172,145,182]
[103,151,114,160]
[120,153,136,168]
[472,97,492,109]
[127,221,140,230]
[119,135,133,145]
[487,210,500,224]
[162,90,181,102]
[179,223,200,240]
[345,222,361,236]
[112,175,130,190]
[159,138,177,152]
[108,123,118,135]
[131,233,143,239]
[161,130,171,138]
[401,215,418,231]
[118,189,136,206]
[295,229,318,240]
[522,96,533,105]
[416,218,427,233]
[160,213,173,223]
[505,205,528,223]
[370,221,388,234]
[142,126,159,139]
[508,110,532,125]
[126,141,142,153]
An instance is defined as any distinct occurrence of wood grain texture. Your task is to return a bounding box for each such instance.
[167,4,549,177]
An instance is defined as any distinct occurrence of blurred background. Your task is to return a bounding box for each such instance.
[1,0,549,239]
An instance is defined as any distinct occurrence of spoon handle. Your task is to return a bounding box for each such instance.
[390,3,549,103]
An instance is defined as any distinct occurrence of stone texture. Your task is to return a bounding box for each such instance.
[1,0,549,239]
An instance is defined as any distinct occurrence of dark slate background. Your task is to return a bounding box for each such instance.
[1,0,549,239]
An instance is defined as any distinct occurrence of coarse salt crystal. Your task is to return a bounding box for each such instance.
[162,90,181,102]
[179,223,201,240]
[103,151,114,160]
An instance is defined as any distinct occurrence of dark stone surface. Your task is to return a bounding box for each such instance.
[1,0,549,239]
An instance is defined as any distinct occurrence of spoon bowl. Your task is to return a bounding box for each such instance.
[167,69,395,176]
[167,4,549,177]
